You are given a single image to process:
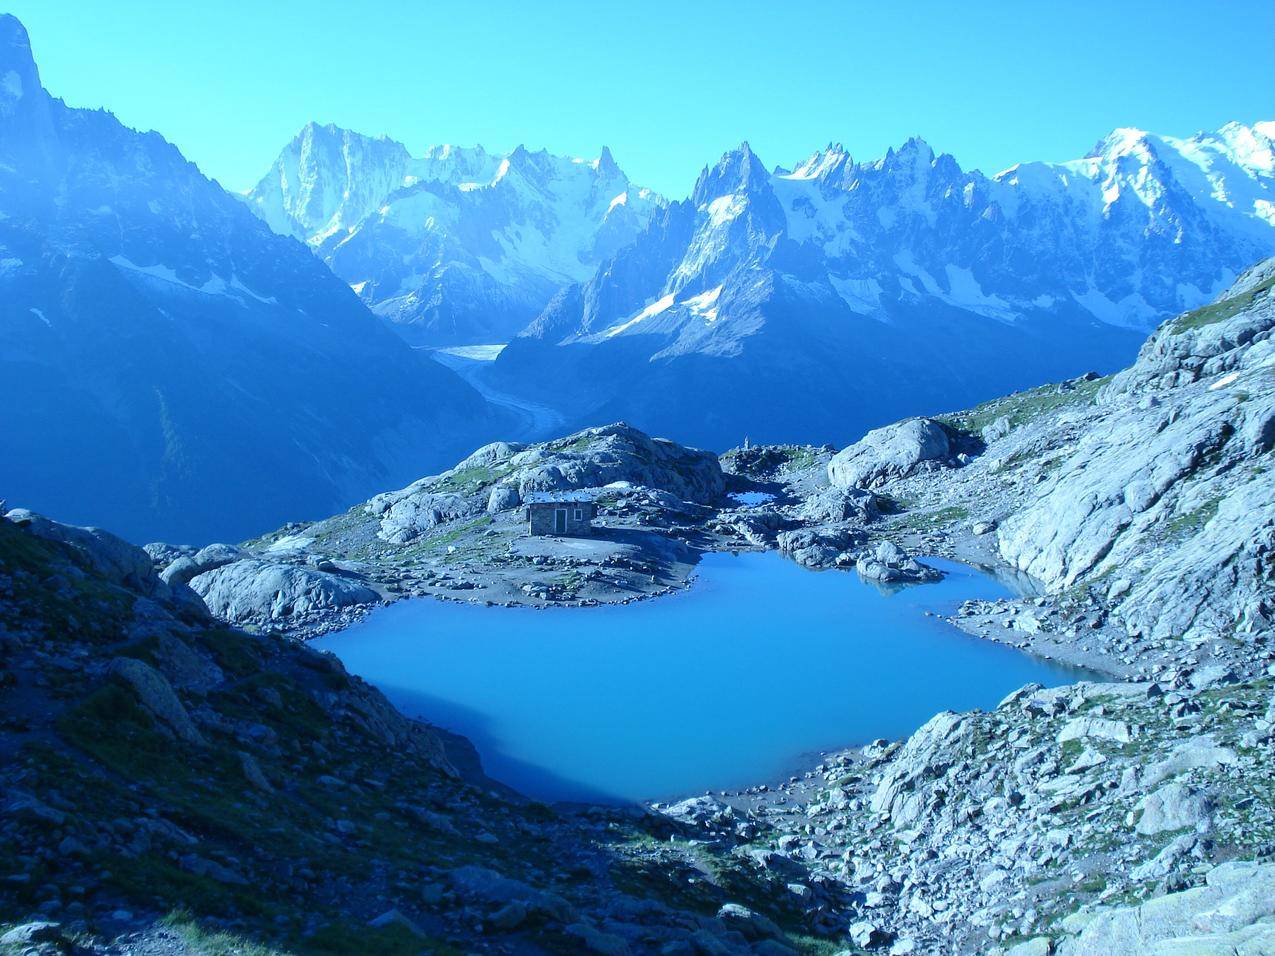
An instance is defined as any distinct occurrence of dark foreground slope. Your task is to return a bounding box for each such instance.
[0,509,839,954]
[0,15,500,545]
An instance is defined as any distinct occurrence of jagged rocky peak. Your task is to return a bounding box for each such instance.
[247,121,417,241]
[692,140,772,205]
[0,13,38,102]
[494,117,1275,451]
[0,13,54,156]
[246,124,664,345]
[595,143,621,177]
[0,15,494,543]
[777,141,853,181]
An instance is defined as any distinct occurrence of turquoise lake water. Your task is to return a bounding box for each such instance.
[314,552,1079,803]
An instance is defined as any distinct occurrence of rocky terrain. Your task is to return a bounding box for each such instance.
[0,506,838,955]
[4,259,1273,953]
[133,423,736,638]
[629,258,1275,953]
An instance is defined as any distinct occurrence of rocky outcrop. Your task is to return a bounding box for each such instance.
[855,541,942,584]
[369,490,481,546]
[366,423,723,544]
[188,559,378,628]
[795,486,881,524]
[1041,860,1275,956]
[827,418,953,490]
[6,508,167,598]
[997,259,1275,644]
[109,657,206,746]
[776,527,863,569]
[158,542,245,588]
[5,508,208,619]
[514,424,724,503]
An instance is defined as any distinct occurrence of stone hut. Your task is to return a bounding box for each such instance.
[524,491,597,536]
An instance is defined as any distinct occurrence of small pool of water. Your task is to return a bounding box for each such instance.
[315,552,1079,803]
[729,491,776,507]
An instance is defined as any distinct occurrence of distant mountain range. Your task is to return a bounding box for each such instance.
[488,123,1275,448]
[243,112,1275,450]
[247,125,663,344]
[0,15,502,543]
[5,6,1274,542]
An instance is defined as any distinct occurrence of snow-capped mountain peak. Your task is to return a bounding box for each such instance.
[593,144,621,177]
[692,141,771,206]
[492,119,1275,453]
[778,142,852,181]
[247,126,665,345]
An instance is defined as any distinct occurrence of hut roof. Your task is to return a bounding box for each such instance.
[524,490,597,505]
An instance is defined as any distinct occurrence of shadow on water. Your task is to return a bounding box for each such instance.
[373,683,626,805]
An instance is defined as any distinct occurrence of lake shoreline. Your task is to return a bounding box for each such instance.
[315,551,1084,805]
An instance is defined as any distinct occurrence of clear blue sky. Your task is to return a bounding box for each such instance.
[6,0,1273,198]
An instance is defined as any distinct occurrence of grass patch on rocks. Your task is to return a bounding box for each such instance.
[939,375,1108,437]
[1172,272,1275,332]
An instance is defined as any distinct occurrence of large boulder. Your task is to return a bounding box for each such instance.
[369,491,480,545]
[110,657,206,745]
[160,542,246,588]
[190,559,378,627]
[827,419,952,490]
[1133,782,1213,836]
[855,541,942,584]
[870,711,971,827]
[796,486,881,524]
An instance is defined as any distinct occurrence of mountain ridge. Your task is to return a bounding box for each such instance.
[489,118,1275,450]
[0,14,502,544]
[246,123,665,344]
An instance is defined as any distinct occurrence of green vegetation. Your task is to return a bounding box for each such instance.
[432,461,514,496]
[1163,495,1222,537]
[938,375,1109,437]
[0,519,138,645]
[1172,272,1275,332]
[778,446,822,473]
[407,515,494,555]
[894,504,970,531]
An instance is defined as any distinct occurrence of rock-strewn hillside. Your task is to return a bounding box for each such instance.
[667,258,1275,954]
[0,509,828,954]
[647,672,1275,955]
